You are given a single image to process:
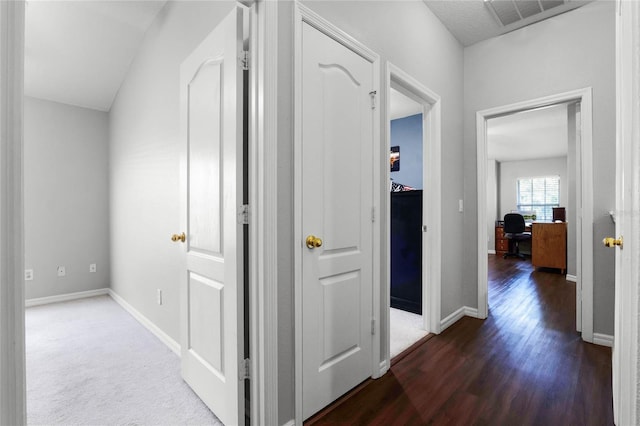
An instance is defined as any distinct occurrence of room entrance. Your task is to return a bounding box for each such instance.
[476,89,596,343]
[388,87,428,358]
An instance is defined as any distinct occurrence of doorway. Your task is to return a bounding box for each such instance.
[476,88,595,342]
[485,101,579,331]
[382,64,442,368]
[388,87,427,358]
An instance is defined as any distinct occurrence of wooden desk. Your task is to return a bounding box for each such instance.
[494,222,531,256]
[531,222,567,274]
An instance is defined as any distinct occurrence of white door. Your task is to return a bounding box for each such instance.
[179,6,247,426]
[300,22,376,419]
[612,1,639,423]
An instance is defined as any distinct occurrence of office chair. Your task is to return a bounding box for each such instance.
[503,213,532,259]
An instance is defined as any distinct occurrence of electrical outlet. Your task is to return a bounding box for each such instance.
[25,269,33,281]
[89,263,97,273]
[57,266,66,277]
[157,289,163,306]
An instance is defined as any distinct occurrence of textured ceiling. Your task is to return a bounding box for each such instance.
[487,103,570,162]
[25,1,167,112]
[423,0,592,47]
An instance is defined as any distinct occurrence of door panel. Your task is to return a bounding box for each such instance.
[301,22,375,420]
[180,6,246,426]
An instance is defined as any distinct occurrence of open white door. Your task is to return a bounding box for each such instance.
[179,6,247,426]
[612,1,639,424]
[299,19,377,420]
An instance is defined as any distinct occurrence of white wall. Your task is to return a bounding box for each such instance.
[498,157,568,219]
[109,1,235,345]
[24,96,110,299]
[463,1,616,334]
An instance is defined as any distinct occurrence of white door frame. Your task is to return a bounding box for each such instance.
[381,63,442,371]
[249,1,279,424]
[612,0,640,423]
[475,88,594,342]
[0,1,26,424]
[293,3,380,422]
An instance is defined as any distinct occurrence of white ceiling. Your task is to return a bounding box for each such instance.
[487,103,570,162]
[390,88,422,120]
[423,0,591,47]
[25,0,167,112]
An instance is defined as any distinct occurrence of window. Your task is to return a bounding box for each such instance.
[517,176,560,222]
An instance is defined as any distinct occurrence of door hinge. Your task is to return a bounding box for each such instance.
[371,206,376,223]
[240,358,250,380]
[422,225,428,232]
[369,90,377,110]
[238,204,250,224]
[241,50,250,71]
[371,318,376,335]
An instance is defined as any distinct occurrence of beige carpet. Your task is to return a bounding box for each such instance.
[389,307,428,359]
[26,295,223,425]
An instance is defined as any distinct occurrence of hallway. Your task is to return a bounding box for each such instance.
[307,256,614,425]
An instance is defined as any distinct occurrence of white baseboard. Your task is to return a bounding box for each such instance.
[25,288,109,307]
[566,274,577,282]
[440,306,480,332]
[108,289,181,356]
[281,420,295,426]
[488,249,496,255]
[593,333,614,347]
[463,306,480,318]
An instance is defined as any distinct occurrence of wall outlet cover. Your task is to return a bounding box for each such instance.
[89,263,97,273]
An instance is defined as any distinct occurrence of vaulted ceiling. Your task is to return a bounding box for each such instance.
[25,1,167,112]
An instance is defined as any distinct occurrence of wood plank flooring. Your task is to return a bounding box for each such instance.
[307,256,613,425]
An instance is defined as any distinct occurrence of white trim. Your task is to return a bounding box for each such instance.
[566,274,577,283]
[439,306,480,332]
[383,63,442,374]
[294,3,380,422]
[476,88,594,343]
[108,290,180,356]
[0,2,25,424]
[250,1,278,425]
[440,307,465,331]
[25,288,109,307]
[612,1,640,423]
[281,421,295,426]
[378,360,389,376]
[593,333,614,348]
[488,249,496,255]
[463,306,480,318]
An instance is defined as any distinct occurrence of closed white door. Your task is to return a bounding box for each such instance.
[179,6,247,426]
[301,22,376,420]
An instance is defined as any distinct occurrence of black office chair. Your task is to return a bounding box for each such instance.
[503,213,531,259]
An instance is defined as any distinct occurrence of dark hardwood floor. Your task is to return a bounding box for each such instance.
[307,255,613,425]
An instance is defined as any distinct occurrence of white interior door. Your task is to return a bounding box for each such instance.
[179,6,247,426]
[300,21,375,420]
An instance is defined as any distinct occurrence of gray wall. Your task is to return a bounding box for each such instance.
[109,0,235,344]
[24,96,110,299]
[463,1,616,334]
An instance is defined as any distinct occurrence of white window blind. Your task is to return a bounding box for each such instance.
[517,176,560,222]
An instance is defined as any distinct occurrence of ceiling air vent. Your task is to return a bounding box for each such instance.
[486,0,572,27]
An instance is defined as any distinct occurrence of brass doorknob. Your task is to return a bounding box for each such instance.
[171,232,186,243]
[603,236,623,248]
[306,235,323,249]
